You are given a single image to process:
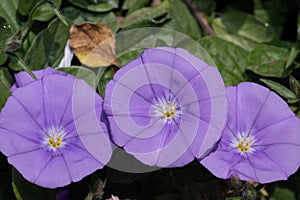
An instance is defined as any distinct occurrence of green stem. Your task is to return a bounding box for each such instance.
[47,1,69,26]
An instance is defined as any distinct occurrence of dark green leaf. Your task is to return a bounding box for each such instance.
[7,52,37,80]
[0,0,19,32]
[122,0,151,14]
[287,98,300,104]
[247,44,289,77]
[254,0,287,39]
[0,67,12,110]
[212,9,276,51]
[97,67,114,97]
[0,18,12,65]
[12,168,56,200]
[285,47,299,69]
[164,0,202,41]
[199,37,247,86]
[57,66,97,88]
[270,187,296,200]
[289,76,300,96]
[18,0,62,22]
[195,0,215,15]
[63,7,117,32]
[260,79,297,99]
[119,1,169,29]
[23,18,70,70]
[116,27,214,67]
[67,0,118,12]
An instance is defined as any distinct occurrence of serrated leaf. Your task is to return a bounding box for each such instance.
[260,79,297,99]
[199,37,247,86]
[63,7,117,32]
[67,0,118,12]
[12,168,56,200]
[119,1,169,29]
[0,67,12,110]
[163,0,202,41]
[247,44,289,77]
[0,0,19,32]
[22,18,70,70]
[212,9,276,51]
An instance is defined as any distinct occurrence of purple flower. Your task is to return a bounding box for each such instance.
[10,67,67,92]
[103,47,227,167]
[0,67,112,188]
[201,82,300,183]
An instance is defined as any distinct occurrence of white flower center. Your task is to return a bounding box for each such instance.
[232,133,255,155]
[44,128,66,150]
[152,98,180,122]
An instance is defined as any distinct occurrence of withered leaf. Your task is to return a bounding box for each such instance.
[69,23,120,67]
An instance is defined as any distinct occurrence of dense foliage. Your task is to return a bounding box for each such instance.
[0,0,300,199]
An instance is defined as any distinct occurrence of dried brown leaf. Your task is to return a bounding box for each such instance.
[69,23,120,67]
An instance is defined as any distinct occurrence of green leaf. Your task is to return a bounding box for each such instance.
[67,0,118,12]
[164,0,202,41]
[289,76,300,96]
[23,18,70,70]
[199,37,247,86]
[0,18,12,65]
[285,46,299,69]
[12,168,56,200]
[57,66,97,88]
[63,7,118,32]
[254,0,287,39]
[247,44,289,77]
[0,0,19,32]
[0,67,13,110]
[18,0,62,22]
[212,9,276,51]
[195,0,215,15]
[12,182,23,200]
[97,67,114,97]
[119,1,169,29]
[122,0,151,14]
[260,79,297,99]
[270,187,296,200]
[116,27,213,68]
